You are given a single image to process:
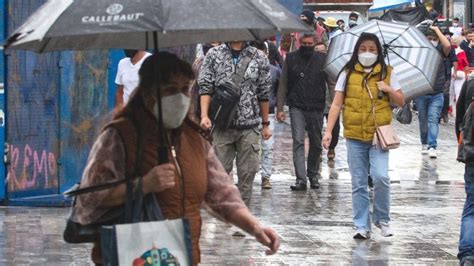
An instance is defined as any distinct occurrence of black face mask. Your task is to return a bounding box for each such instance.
[299,45,315,58]
[124,49,139,58]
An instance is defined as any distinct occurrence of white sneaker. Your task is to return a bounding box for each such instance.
[421,145,429,155]
[353,229,371,239]
[428,148,437,158]
[376,222,394,237]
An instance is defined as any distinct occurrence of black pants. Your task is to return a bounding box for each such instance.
[324,114,340,150]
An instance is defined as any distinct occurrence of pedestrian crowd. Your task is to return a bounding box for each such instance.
[68,9,474,266]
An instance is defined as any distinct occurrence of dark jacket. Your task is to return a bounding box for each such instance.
[277,50,328,112]
[456,78,474,138]
[460,40,474,67]
[431,44,456,94]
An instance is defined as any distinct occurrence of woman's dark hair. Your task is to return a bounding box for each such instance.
[338,32,387,87]
[137,52,194,93]
[115,51,194,118]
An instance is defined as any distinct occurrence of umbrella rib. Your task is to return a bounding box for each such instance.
[375,21,388,45]
[386,26,412,46]
[387,47,434,89]
[388,45,431,49]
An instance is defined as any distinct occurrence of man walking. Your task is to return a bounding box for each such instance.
[415,26,452,158]
[461,30,474,67]
[199,41,272,206]
[277,32,330,190]
[114,49,151,111]
[455,73,474,266]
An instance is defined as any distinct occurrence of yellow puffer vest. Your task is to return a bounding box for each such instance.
[343,63,392,142]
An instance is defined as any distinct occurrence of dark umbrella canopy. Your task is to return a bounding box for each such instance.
[325,20,443,100]
[5,0,309,52]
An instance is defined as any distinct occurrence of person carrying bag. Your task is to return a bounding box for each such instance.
[208,50,256,132]
[323,33,405,239]
[65,52,280,265]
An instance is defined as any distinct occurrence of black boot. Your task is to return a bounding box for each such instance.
[309,177,320,189]
[290,181,307,191]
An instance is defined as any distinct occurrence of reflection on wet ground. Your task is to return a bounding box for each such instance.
[0,115,465,264]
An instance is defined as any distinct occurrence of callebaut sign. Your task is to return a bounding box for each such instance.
[81,4,144,26]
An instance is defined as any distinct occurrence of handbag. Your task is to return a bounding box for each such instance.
[63,114,145,244]
[364,73,400,150]
[394,102,412,124]
[209,49,256,130]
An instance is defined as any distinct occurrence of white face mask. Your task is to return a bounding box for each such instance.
[153,93,190,129]
[431,40,439,47]
[453,23,459,27]
[358,52,378,67]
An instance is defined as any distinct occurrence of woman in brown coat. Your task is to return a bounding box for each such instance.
[72,52,280,265]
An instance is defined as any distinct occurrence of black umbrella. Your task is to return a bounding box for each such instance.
[5,0,309,164]
[5,0,308,52]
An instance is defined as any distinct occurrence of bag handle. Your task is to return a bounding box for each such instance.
[363,71,380,128]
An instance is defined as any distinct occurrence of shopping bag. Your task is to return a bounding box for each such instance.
[101,219,193,266]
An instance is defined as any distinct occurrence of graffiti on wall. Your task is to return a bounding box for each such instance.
[7,144,58,191]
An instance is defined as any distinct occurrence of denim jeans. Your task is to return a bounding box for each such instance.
[459,163,474,263]
[415,92,444,149]
[346,139,391,231]
[261,115,275,178]
[289,107,324,183]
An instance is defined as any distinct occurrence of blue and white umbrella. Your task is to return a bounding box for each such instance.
[325,20,442,100]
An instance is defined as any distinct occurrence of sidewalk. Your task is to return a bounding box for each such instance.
[0,113,466,265]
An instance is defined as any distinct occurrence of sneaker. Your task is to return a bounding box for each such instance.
[375,222,394,237]
[428,147,437,158]
[462,256,474,266]
[353,229,370,239]
[261,177,272,189]
[327,149,336,160]
[421,145,429,155]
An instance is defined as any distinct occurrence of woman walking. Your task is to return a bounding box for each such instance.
[323,33,405,239]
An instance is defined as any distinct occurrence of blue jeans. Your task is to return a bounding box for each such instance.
[346,139,390,231]
[261,115,275,178]
[459,163,474,263]
[415,92,444,149]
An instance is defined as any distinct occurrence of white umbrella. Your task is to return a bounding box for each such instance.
[325,20,443,100]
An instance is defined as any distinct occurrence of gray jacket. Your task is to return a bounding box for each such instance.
[198,44,271,128]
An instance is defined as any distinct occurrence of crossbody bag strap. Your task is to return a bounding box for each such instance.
[124,113,144,223]
[232,49,257,86]
[363,71,379,128]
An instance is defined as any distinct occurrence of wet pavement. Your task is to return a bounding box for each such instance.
[0,113,467,265]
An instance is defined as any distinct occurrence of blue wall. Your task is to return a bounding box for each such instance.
[278,0,304,15]
[0,0,6,201]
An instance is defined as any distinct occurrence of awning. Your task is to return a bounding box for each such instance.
[369,0,413,12]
